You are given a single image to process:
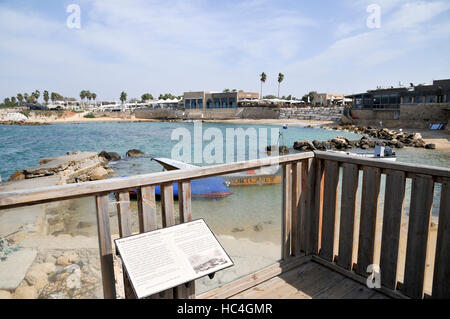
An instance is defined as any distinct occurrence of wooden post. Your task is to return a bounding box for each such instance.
[403,175,434,298]
[379,170,406,290]
[313,159,324,255]
[432,178,450,298]
[175,181,195,299]
[137,185,157,232]
[291,162,302,257]
[356,166,381,276]
[115,191,135,299]
[337,163,359,270]
[282,164,292,260]
[95,194,116,299]
[320,160,340,262]
[300,158,316,254]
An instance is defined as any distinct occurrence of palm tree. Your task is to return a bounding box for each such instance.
[120,91,127,106]
[260,72,267,99]
[80,90,86,106]
[277,73,284,99]
[17,94,23,106]
[92,93,97,107]
[43,91,49,105]
[11,97,17,105]
[86,91,92,106]
[34,90,40,103]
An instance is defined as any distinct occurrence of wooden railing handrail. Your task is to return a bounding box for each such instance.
[314,151,450,178]
[0,152,314,209]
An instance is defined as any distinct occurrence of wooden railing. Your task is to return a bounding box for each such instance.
[0,151,448,299]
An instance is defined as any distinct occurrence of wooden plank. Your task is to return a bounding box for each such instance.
[312,256,408,299]
[175,181,195,299]
[137,185,157,232]
[314,151,450,179]
[299,158,315,254]
[0,152,315,210]
[291,162,301,257]
[198,255,310,299]
[95,194,116,299]
[403,175,434,298]
[115,191,135,299]
[432,179,450,298]
[319,160,340,262]
[313,159,324,255]
[356,166,381,276]
[282,164,292,260]
[337,163,359,270]
[379,170,406,290]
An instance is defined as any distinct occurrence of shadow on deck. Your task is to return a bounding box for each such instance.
[230,261,389,299]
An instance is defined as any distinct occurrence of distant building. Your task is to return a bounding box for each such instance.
[311,93,351,107]
[348,79,450,110]
[183,91,259,109]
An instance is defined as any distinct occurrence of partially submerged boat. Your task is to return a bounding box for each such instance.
[129,158,232,199]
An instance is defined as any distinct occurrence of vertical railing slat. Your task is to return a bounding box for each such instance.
[291,162,301,257]
[137,185,157,232]
[319,160,340,262]
[300,158,316,254]
[432,178,450,298]
[313,159,325,255]
[379,170,406,290]
[115,191,135,299]
[403,175,434,298]
[356,166,381,276]
[95,194,117,299]
[337,163,359,270]
[282,164,292,260]
[175,181,195,299]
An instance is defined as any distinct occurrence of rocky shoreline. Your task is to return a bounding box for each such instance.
[295,124,436,151]
[0,120,49,126]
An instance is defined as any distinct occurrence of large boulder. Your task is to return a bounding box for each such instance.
[98,150,121,161]
[90,167,109,181]
[425,143,436,149]
[293,140,316,151]
[126,149,145,157]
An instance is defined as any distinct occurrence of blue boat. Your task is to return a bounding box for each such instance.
[129,158,232,199]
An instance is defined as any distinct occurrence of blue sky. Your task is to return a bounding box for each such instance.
[0,0,449,101]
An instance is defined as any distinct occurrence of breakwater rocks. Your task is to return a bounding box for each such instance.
[0,120,49,126]
[8,151,114,184]
[279,107,343,122]
[293,124,435,151]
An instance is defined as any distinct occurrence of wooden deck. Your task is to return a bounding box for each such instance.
[230,260,389,299]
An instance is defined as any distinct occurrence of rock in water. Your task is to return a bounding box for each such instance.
[90,167,108,181]
[98,150,121,161]
[425,143,436,149]
[126,149,145,157]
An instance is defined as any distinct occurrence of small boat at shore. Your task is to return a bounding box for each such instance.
[328,146,397,161]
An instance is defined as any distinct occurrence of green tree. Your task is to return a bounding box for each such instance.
[141,93,154,102]
[259,72,267,99]
[277,73,284,98]
[223,89,230,93]
[17,93,23,106]
[86,91,92,105]
[4,98,11,105]
[92,93,97,106]
[120,91,127,104]
[80,90,87,106]
[43,90,49,104]
[34,90,40,102]
[11,97,17,105]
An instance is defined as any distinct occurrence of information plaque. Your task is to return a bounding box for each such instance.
[114,219,234,299]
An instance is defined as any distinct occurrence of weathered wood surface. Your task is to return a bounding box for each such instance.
[315,151,450,178]
[432,179,450,298]
[230,260,388,299]
[403,175,434,299]
[175,181,195,299]
[319,160,339,262]
[300,158,316,254]
[291,162,301,257]
[379,170,406,290]
[115,191,135,299]
[313,159,324,255]
[356,166,381,276]
[95,195,116,299]
[337,163,359,270]
[282,164,292,260]
[0,152,315,209]
[137,186,157,232]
